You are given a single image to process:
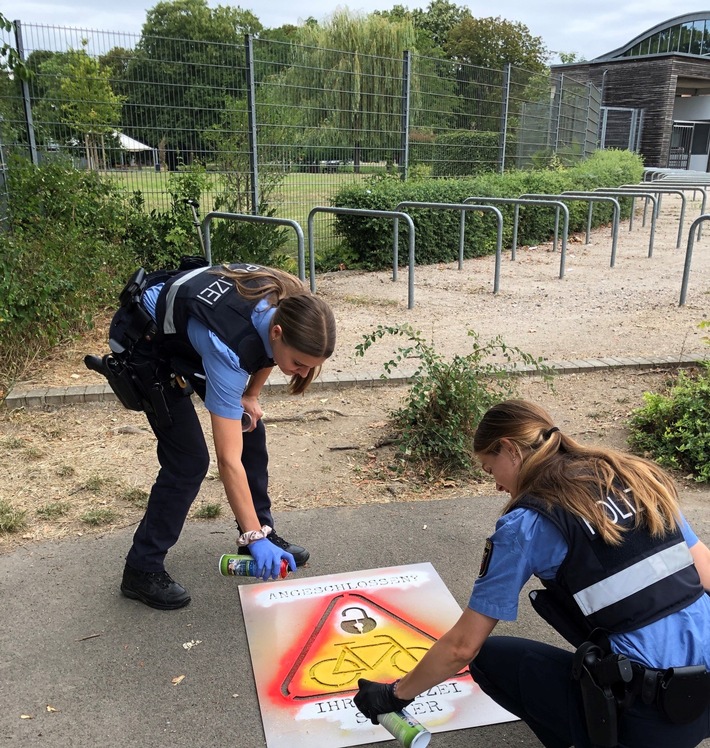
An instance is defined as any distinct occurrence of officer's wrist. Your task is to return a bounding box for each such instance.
[237,524,273,546]
[391,678,413,703]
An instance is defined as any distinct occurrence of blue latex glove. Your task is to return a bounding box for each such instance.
[248,538,296,580]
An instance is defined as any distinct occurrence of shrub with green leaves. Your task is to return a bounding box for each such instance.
[355,324,553,473]
[628,363,710,482]
[0,157,209,392]
[332,149,643,270]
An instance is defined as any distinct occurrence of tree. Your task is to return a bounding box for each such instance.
[269,9,418,171]
[98,47,135,101]
[442,15,550,132]
[376,1,470,56]
[0,14,29,80]
[34,44,123,168]
[124,0,262,161]
[556,51,586,64]
[411,0,471,52]
[445,15,549,73]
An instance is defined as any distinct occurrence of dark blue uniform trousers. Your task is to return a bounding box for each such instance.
[469,636,710,748]
[125,385,274,572]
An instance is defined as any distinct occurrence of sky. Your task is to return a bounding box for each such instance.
[1,1,706,61]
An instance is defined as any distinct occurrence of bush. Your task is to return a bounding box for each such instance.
[355,323,552,473]
[0,157,140,389]
[332,150,644,270]
[628,363,710,482]
[0,157,211,392]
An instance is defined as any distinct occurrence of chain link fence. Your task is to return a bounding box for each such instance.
[0,21,601,249]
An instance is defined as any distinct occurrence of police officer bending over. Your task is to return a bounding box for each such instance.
[86,263,336,610]
[355,399,710,747]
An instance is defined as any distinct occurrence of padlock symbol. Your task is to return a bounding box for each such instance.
[340,606,377,634]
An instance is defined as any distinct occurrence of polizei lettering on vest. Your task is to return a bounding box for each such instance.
[196,277,232,306]
[581,491,638,536]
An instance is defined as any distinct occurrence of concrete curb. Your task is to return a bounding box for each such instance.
[3,352,708,410]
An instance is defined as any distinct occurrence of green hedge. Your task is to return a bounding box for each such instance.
[332,150,644,270]
[0,156,295,393]
[0,157,199,390]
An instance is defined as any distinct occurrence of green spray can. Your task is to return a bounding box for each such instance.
[219,554,290,579]
[377,709,431,747]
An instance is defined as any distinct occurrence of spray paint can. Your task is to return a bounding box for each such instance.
[377,709,431,747]
[218,554,290,579]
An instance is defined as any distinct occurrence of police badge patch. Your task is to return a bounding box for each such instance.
[478,538,493,577]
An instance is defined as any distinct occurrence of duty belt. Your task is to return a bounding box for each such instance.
[628,661,710,724]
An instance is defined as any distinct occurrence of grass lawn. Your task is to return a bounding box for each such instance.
[103,168,373,257]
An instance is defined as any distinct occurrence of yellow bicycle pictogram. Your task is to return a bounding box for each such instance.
[280,593,438,699]
[309,634,429,687]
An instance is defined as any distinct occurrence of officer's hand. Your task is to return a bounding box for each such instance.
[241,395,262,432]
[248,538,294,580]
[354,678,414,725]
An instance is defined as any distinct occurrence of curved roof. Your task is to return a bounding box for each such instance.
[593,11,710,62]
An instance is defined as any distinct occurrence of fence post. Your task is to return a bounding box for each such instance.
[584,84,599,159]
[244,34,259,216]
[552,73,563,153]
[400,50,411,181]
[635,110,644,152]
[14,21,38,166]
[499,63,511,173]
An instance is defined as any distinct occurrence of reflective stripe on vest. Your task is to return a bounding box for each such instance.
[161,266,211,335]
[573,540,694,616]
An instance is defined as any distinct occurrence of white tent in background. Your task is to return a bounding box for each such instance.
[112,131,159,169]
[113,132,152,152]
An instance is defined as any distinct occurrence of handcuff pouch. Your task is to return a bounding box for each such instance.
[658,666,710,724]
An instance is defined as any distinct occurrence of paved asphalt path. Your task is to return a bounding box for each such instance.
[3,495,710,748]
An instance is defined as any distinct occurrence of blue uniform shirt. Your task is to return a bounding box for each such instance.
[142,283,275,420]
[469,506,710,670]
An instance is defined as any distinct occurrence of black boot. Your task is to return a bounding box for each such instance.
[121,565,191,610]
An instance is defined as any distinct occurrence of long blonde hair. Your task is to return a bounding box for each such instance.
[473,399,681,545]
[218,265,336,394]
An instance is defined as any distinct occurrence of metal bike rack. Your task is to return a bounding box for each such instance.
[629,182,707,240]
[590,190,658,257]
[612,186,687,248]
[202,211,305,279]
[644,168,710,183]
[394,201,504,294]
[679,213,710,306]
[307,206,417,308]
[463,196,570,279]
[521,193,621,268]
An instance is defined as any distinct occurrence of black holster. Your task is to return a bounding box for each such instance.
[572,641,633,748]
[85,268,172,428]
[85,352,172,430]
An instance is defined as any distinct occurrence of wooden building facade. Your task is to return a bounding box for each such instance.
[553,12,710,170]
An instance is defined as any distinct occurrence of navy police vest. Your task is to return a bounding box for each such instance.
[154,263,275,376]
[515,491,704,641]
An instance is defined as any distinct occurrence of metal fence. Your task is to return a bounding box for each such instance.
[598,106,644,152]
[0,21,601,250]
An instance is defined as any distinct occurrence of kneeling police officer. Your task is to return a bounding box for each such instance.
[355,400,710,748]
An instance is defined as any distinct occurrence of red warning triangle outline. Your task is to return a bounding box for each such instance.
[280,592,466,700]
